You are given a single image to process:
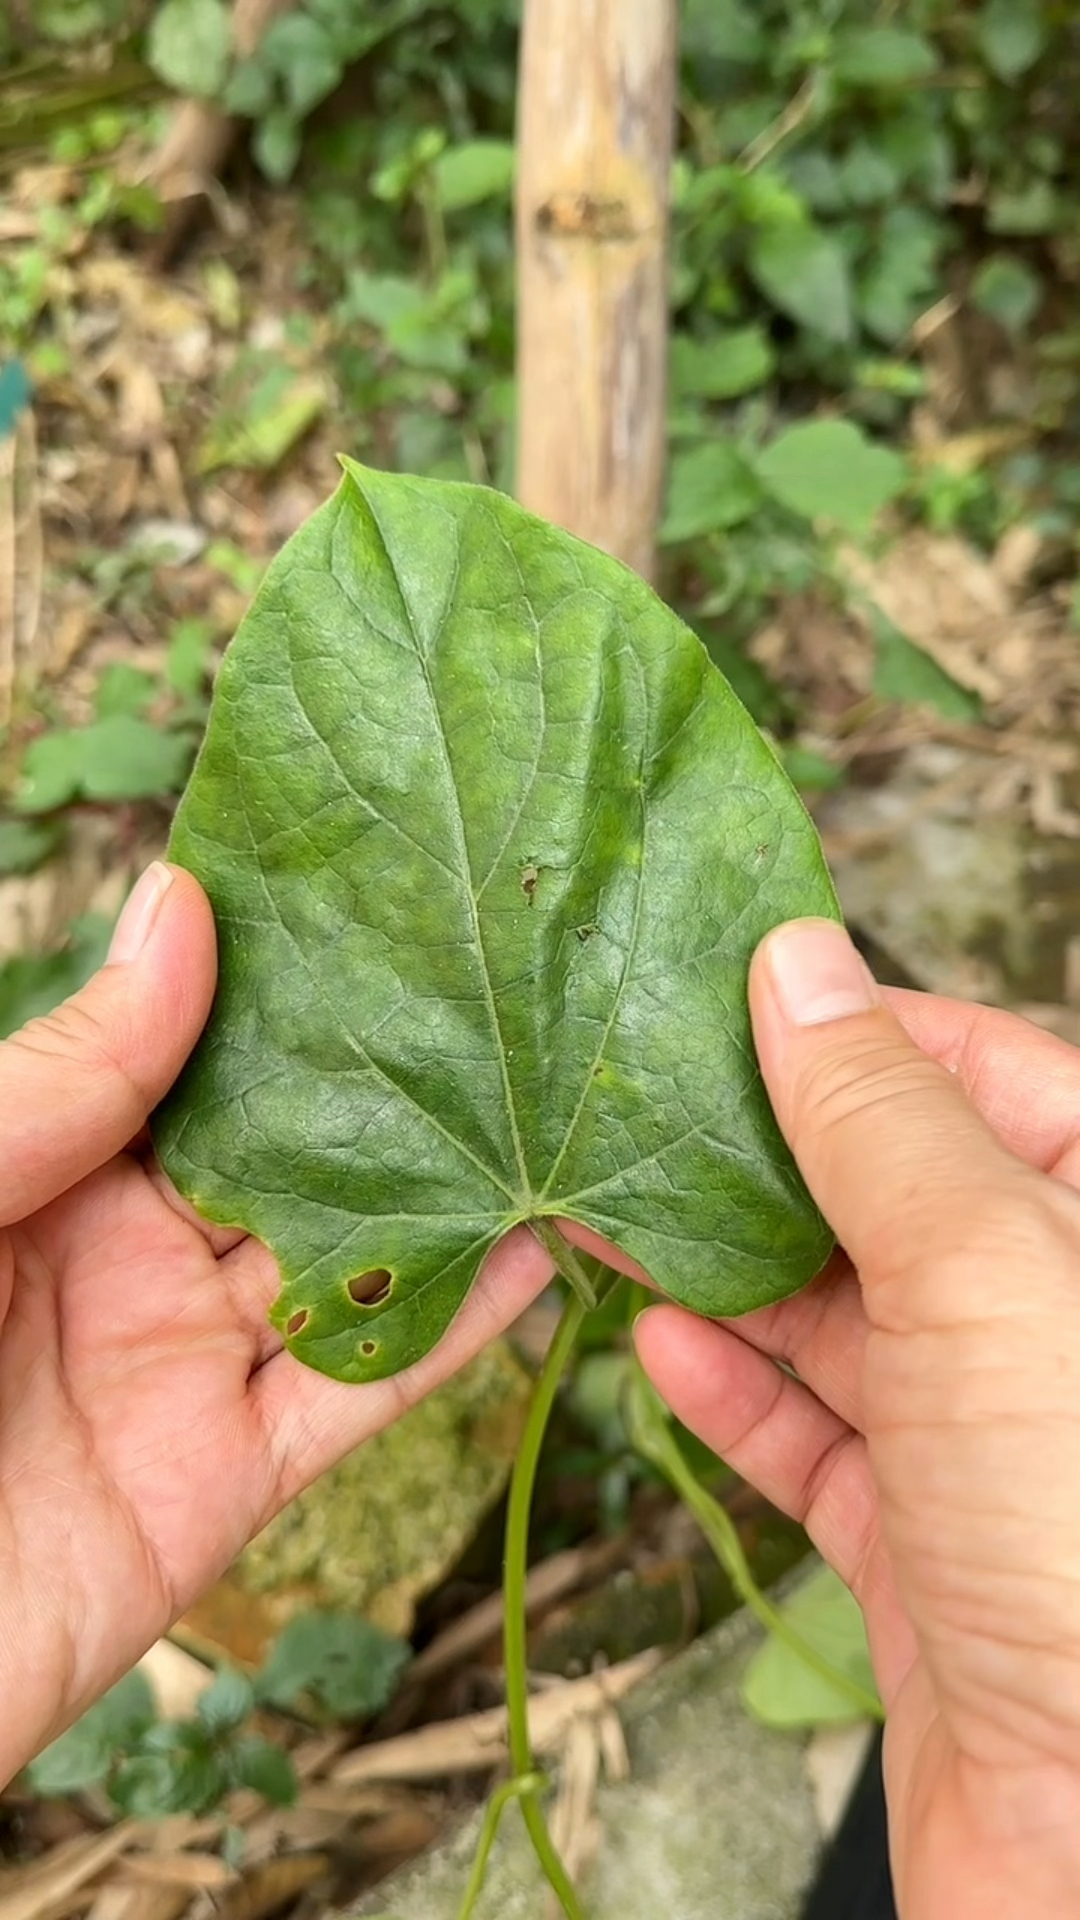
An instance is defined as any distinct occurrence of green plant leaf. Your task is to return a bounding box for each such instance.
[16,717,194,811]
[742,1562,880,1727]
[434,140,516,212]
[670,326,774,401]
[256,1611,412,1720]
[971,255,1043,333]
[110,1746,228,1818]
[976,0,1048,80]
[253,109,302,184]
[167,618,216,698]
[858,206,943,345]
[262,14,342,117]
[832,27,939,88]
[757,420,906,535]
[747,225,853,344]
[196,1665,255,1736]
[153,466,838,1383]
[0,914,113,1041]
[95,662,158,720]
[147,0,231,99]
[27,1672,156,1797]
[229,1736,298,1805]
[0,815,61,875]
[872,614,982,721]
[660,439,763,543]
[987,180,1057,237]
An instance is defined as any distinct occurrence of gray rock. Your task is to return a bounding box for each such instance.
[354,1594,844,1920]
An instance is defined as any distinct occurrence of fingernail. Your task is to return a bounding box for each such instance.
[107,863,174,965]
[763,919,879,1027]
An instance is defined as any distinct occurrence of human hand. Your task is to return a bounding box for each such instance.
[0,864,551,1784]
[636,920,1080,1920]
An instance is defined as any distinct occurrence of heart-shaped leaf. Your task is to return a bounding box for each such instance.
[153,464,838,1382]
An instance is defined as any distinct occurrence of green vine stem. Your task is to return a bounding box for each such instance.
[502,1287,593,1919]
[456,1773,546,1920]
[529,1218,599,1308]
[625,1366,884,1724]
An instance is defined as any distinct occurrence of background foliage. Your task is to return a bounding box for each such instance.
[0,0,1077,1863]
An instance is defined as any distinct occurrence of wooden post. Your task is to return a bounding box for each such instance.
[514,0,677,581]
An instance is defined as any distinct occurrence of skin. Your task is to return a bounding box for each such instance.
[636,919,1080,1919]
[5,873,1080,1920]
[0,863,552,1780]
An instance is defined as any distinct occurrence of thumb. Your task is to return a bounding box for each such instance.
[749,918,1042,1316]
[0,864,216,1227]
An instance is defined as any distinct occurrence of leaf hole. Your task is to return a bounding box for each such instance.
[286,1310,309,1337]
[360,1339,378,1357]
[348,1268,393,1307]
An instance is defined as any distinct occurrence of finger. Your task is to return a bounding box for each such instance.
[143,1157,250,1258]
[634,1302,915,1700]
[220,1231,286,1364]
[0,865,216,1227]
[748,920,1065,1324]
[251,1223,554,1508]
[715,1250,868,1431]
[635,1303,870,1579]
[884,987,1080,1176]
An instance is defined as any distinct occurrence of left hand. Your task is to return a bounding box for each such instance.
[0,863,551,1783]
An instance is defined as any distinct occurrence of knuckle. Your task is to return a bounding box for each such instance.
[10,993,148,1121]
[792,1037,940,1143]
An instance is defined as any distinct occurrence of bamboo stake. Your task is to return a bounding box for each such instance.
[515,0,678,581]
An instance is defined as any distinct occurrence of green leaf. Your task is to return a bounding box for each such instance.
[167,618,215,698]
[229,1737,298,1805]
[670,326,775,402]
[253,109,302,184]
[197,373,328,473]
[110,1747,228,1818]
[153,466,838,1383]
[16,718,194,810]
[681,0,763,64]
[976,0,1047,80]
[858,206,943,345]
[0,815,61,875]
[95,662,158,720]
[781,745,844,793]
[261,14,342,117]
[196,1666,255,1736]
[434,140,515,212]
[872,615,982,722]
[742,1563,879,1727]
[147,0,231,99]
[748,225,853,344]
[222,56,273,118]
[0,915,113,1041]
[987,180,1057,237]
[660,440,763,543]
[27,1672,156,1797]
[757,420,906,536]
[832,28,939,88]
[971,255,1043,333]
[256,1611,412,1720]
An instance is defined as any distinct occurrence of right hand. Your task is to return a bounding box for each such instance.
[637,920,1080,1920]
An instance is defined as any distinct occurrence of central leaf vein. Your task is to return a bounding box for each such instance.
[359,499,534,1203]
